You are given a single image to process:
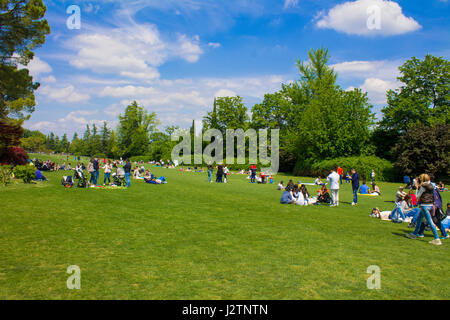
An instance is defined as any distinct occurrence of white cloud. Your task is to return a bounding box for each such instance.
[208,42,222,49]
[97,75,287,126]
[40,85,91,103]
[28,110,111,136]
[21,57,52,77]
[40,75,56,84]
[359,77,398,104]
[215,89,237,97]
[333,59,402,105]
[331,60,400,79]
[175,34,203,63]
[316,0,421,36]
[68,24,203,80]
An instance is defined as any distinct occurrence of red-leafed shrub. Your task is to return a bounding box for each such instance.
[0,147,28,165]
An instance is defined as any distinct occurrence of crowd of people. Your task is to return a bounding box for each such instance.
[369,174,449,246]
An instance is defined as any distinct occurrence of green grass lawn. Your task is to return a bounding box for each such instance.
[0,154,449,300]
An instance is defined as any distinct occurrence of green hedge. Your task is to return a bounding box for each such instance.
[14,165,36,183]
[294,156,396,182]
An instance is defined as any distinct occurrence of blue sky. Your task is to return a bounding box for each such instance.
[24,0,449,137]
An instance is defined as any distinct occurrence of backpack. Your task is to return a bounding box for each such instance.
[431,186,446,223]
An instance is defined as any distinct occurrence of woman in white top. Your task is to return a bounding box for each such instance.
[103,161,112,185]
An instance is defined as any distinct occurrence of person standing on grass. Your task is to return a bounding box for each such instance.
[223,165,229,183]
[327,168,340,207]
[93,157,99,185]
[124,159,132,188]
[250,164,257,183]
[216,164,223,183]
[87,158,95,185]
[207,163,213,183]
[406,174,443,245]
[337,166,343,185]
[371,169,376,190]
[103,160,112,186]
[350,168,360,206]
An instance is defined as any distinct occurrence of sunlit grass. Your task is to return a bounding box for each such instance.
[0,154,449,299]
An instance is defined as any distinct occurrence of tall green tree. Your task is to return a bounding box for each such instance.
[375,55,449,160]
[0,0,50,120]
[117,101,159,158]
[61,133,69,154]
[293,48,374,171]
[100,121,111,155]
[392,123,449,179]
[379,55,449,134]
[203,96,250,134]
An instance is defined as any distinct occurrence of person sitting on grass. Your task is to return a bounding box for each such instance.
[133,166,142,179]
[371,184,381,196]
[280,188,296,204]
[143,170,153,183]
[396,186,407,203]
[359,181,370,194]
[278,181,285,190]
[314,176,325,186]
[317,185,331,204]
[297,184,316,206]
[34,169,47,181]
[438,181,446,192]
[260,171,266,184]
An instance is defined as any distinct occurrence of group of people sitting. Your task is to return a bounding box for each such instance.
[358,181,381,196]
[280,180,332,206]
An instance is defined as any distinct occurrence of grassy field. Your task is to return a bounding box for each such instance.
[0,154,449,300]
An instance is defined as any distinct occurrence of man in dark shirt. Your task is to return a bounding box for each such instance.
[351,168,360,206]
[123,159,132,188]
[216,164,223,183]
[250,164,257,183]
[93,158,99,185]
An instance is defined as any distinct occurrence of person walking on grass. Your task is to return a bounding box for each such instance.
[350,168,360,206]
[327,168,340,207]
[406,174,442,245]
[123,159,131,188]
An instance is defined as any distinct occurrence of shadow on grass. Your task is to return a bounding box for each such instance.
[391,231,434,239]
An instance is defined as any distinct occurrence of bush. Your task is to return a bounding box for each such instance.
[0,146,28,165]
[14,165,36,183]
[0,165,12,186]
[294,156,396,182]
[392,123,449,181]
